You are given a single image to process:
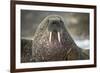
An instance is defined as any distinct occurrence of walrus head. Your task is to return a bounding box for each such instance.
[48,16,64,43]
[32,15,81,62]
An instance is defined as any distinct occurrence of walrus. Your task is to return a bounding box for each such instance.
[32,15,88,62]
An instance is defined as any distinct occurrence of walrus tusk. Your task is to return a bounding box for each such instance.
[58,32,61,42]
[49,32,52,43]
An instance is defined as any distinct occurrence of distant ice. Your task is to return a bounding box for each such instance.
[75,39,89,49]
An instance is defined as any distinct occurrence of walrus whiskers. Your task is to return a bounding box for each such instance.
[58,32,61,42]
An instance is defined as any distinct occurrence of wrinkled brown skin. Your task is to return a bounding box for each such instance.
[32,15,88,62]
